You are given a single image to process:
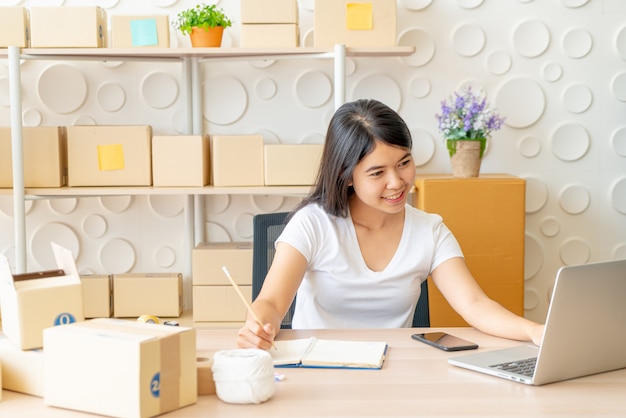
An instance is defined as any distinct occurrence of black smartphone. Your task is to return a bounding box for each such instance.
[411,332,478,352]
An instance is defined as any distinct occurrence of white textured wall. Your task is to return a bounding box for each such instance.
[1,0,625,322]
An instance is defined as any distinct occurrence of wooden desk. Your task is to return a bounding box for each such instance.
[2,327,625,417]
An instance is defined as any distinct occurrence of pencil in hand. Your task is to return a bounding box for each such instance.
[221,266,277,350]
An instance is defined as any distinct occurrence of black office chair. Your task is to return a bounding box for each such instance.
[251,212,430,329]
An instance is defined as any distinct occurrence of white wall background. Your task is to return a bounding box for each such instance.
[1,0,625,323]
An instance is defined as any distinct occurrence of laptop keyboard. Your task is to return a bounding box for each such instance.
[490,357,537,377]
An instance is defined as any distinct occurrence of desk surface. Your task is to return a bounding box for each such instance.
[2,327,626,417]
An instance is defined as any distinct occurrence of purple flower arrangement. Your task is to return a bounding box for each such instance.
[436,87,505,157]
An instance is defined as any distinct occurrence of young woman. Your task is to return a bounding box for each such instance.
[237,99,544,349]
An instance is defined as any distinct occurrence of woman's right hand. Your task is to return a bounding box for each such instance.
[236,318,276,350]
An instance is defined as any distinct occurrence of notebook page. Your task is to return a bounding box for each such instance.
[301,339,387,368]
[271,337,316,366]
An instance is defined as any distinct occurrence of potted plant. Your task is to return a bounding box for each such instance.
[435,86,505,177]
[172,3,233,48]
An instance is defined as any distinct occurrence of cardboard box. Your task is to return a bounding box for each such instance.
[66,125,152,187]
[0,333,44,397]
[414,174,525,326]
[0,126,66,188]
[152,135,210,187]
[110,15,170,48]
[80,274,112,318]
[0,7,29,47]
[241,24,299,48]
[211,135,264,187]
[192,285,251,322]
[113,273,183,318]
[314,0,396,48]
[264,144,322,185]
[240,0,298,23]
[43,318,197,418]
[30,6,107,48]
[192,242,253,286]
[0,243,84,350]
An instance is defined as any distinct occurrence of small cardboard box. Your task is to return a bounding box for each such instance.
[240,0,298,23]
[66,125,152,187]
[0,333,44,397]
[43,318,197,418]
[113,273,183,318]
[0,243,84,350]
[192,242,253,286]
[211,135,264,187]
[314,0,397,48]
[0,126,66,188]
[240,24,299,48]
[192,285,251,322]
[0,7,29,47]
[110,15,170,48]
[80,274,112,318]
[152,135,210,187]
[264,144,322,185]
[30,6,107,48]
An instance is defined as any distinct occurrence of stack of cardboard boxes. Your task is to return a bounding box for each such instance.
[0,243,196,416]
[240,0,299,48]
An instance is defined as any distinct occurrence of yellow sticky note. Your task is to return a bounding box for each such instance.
[97,144,125,171]
[346,3,373,30]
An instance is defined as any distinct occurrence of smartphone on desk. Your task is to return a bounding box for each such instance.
[411,332,478,352]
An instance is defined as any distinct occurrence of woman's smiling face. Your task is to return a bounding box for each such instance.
[349,139,416,215]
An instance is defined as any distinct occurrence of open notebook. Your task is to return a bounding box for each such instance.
[271,337,387,369]
[449,258,626,385]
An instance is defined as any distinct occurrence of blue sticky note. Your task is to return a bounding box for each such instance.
[130,19,158,47]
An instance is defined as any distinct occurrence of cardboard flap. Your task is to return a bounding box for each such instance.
[0,254,15,289]
[51,242,81,284]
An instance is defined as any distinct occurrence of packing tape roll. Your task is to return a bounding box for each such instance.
[211,349,275,404]
[197,357,216,396]
[137,314,160,324]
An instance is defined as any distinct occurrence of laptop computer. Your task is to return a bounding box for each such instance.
[448,258,626,385]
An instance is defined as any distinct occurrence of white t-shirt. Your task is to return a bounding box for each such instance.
[276,203,463,329]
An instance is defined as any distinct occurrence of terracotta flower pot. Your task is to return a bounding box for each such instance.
[189,26,224,48]
[448,139,484,177]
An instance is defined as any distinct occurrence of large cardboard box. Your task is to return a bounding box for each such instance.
[152,135,210,187]
[0,333,44,397]
[0,126,66,188]
[264,144,322,185]
[314,0,396,47]
[30,6,107,48]
[81,274,112,318]
[0,243,84,350]
[110,15,170,48]
[43,318,197,418]
[192,242,253,286]
[414,174,525,327]
[211,135,264,187]
[113,273,183,318]
[0,7,29,47]
[240,0,298,23]
[192,285,251,322]
[241,24,299,48]
[66,125,152,187]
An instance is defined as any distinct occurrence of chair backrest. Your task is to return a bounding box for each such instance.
[251,211,430,329]
[252,212,294,329]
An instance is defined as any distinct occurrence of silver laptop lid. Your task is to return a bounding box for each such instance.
[533,258,626,385]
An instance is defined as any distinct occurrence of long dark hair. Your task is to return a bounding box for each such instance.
[296,99,413,218]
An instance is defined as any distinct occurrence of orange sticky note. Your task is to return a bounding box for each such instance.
[97,144,125,171]
[346,3,373,30]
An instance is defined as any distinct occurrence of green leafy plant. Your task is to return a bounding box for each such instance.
[436,86,505,157]
[172,3,233,35]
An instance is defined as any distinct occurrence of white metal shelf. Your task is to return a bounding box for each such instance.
[6,45,415,273]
